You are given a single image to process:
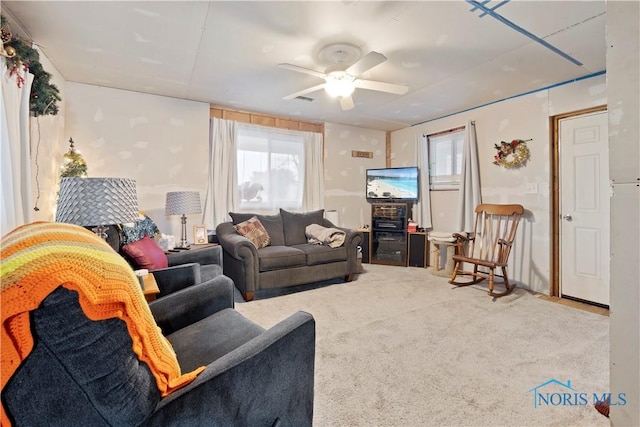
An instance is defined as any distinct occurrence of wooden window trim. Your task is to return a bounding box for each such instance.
[210,106,324,134]
[423,125,466,139]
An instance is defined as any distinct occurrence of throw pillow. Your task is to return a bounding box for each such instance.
[234,216,271,249]
[229,212,285,246]
[280,209,325,246]
[121,212,161,245]
[122,235,168,270]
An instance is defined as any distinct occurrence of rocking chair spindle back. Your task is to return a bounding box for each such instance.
[449,204,524,297]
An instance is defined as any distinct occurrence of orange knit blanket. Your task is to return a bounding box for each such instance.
[1,222,205,425]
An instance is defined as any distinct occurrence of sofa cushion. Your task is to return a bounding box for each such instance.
[234,216,270,249]
[257,245,306,272]
[229,212,285,246]
[122,235,169,270]
[280,209,325,246]
[166,308,265,372]
[292,244,348,266]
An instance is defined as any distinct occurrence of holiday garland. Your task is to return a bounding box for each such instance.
[493,139,532,168]
[1,15,61,116]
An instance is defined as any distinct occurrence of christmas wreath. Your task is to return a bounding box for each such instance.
[1,15,61,116]
[493,139,532,168]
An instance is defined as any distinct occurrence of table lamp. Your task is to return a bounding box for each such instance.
[55,177,139,240]
[165,191,202,249]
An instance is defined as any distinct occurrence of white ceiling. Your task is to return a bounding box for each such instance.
[2,1,606,131]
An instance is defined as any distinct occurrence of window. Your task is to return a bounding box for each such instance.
[236,124,305,211]
[428,129,464,190]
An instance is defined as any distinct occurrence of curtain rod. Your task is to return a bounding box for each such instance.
[422,121,473,138]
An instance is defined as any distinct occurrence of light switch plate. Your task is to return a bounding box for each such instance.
[526,183,538,194]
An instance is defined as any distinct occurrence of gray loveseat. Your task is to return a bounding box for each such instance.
[216,209,363,301]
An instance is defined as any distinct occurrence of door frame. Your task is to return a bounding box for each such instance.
[550,105,607,297]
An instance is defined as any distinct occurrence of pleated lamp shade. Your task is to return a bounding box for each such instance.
[165,191,202,249]
[55,177,139,226]
[165,191,202,216]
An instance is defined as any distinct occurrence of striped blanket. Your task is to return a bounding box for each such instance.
[1,222,204,426]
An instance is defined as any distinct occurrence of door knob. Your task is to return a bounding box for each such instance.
[562,214,572,221]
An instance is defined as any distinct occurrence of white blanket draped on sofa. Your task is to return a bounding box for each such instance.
[305,224,346,248]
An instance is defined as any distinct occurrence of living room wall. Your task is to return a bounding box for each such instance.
[57,73,606,285]
[390,74,607,295]
[607,0,640,422]
[323,122,386,229]
[38,66,605,284]
[64,82,210,241]
[61,83,382,239]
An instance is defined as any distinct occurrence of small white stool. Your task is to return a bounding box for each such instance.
[428,231,464,277]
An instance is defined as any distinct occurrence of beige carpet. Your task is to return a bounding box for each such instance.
[234,264,610,427]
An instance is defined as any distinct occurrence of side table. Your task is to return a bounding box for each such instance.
[165,243,218,256]
[428,231,463,277]
[430,240,457,277]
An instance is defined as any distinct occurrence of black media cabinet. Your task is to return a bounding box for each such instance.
[370,202,410,266]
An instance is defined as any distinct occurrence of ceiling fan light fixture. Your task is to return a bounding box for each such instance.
[280,48,402,108]
[324,72,355,98]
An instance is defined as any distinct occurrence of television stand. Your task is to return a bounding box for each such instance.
[370,202,411,266]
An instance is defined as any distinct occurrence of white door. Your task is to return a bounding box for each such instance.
[559,111,609,306]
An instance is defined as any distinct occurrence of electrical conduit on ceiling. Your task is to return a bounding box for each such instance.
[466,0,584,66]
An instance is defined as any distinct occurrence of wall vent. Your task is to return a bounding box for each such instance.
[295,96,314,102]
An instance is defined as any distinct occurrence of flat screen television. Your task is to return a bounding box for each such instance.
[366,166,419,202]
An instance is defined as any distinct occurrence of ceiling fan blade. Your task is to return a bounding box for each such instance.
[355,79,409,95]
[283,83,326,100]
[339,95,355,111]
[278,63,327,79]
[346,51,387,76]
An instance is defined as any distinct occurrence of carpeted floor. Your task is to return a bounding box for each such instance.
[234,264,610,427]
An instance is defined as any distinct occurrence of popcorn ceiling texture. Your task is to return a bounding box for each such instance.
[391,74,607,295]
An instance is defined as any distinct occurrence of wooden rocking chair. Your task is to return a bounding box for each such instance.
[449,204,524,297]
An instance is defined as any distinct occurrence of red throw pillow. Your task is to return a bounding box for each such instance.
[121,235,168,270]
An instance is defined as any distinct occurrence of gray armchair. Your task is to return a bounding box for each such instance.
[3,272,316,426]
[153,245,226,297]
[102,219,226,295]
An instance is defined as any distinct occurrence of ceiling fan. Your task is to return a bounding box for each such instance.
[279,44,409,111]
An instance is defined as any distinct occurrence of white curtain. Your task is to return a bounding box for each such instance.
[301,131,324,211]
[456,120,482,232]
[203,117,238,228]
[415,133,432,229]
[205,119,324,226]
[1,57,34,235]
